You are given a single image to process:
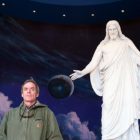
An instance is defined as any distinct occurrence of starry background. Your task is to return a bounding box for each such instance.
[0,0,140,139]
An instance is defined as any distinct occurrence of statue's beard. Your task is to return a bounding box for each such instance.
[110,34,118,40]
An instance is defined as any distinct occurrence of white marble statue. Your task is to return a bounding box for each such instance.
[70,20,140,140]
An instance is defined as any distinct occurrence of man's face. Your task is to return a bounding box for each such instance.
[22,82,39,103]
[108,24,119,40]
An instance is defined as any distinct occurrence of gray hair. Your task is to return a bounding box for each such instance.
[21,78,40,93]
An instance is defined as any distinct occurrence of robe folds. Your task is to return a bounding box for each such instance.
[88,39,140,140]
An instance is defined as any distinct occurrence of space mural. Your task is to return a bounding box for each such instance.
[0,15,140,140]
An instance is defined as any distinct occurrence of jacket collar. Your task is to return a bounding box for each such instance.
[19,101,47,118]
[20,101,47,110]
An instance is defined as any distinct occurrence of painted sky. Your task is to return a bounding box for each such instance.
[0,15,140,139]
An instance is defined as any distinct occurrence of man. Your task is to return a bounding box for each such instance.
[0,78,63,140]
[70,20,140,140]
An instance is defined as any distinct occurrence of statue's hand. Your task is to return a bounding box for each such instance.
[69,70,84,80]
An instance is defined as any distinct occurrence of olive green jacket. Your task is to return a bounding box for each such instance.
[0,102,63,140]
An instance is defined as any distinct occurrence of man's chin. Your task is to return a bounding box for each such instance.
[24,99,36,103]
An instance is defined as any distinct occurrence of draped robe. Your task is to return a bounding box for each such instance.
[85,39,140,140]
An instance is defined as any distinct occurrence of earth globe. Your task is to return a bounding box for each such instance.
[48,75,74,99]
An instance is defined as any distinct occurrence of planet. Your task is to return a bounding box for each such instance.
[48,75,74,99]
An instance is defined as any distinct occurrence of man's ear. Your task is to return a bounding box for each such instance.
[21,93,23,98]
[36,93,39,97]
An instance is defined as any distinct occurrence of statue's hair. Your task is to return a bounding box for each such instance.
[101,20,128,45]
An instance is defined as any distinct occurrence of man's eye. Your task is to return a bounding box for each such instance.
[24,88,27,91]
[31,88,35,91]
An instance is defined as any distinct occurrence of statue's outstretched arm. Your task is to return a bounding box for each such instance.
[70,44,103,80]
